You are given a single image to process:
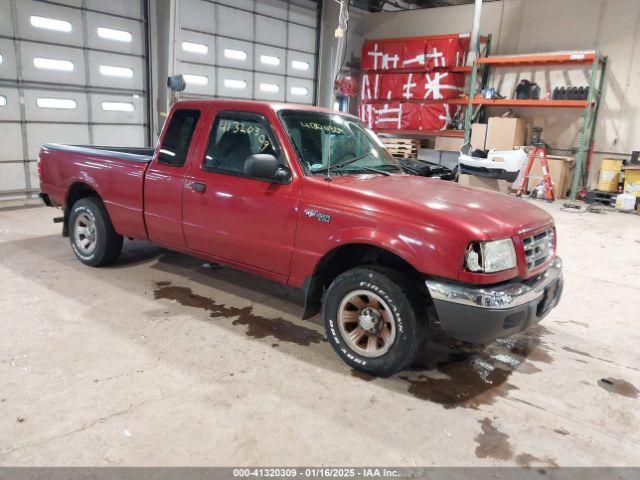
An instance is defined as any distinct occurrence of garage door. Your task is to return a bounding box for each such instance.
[0,0,149,200]
[179,0,319,105]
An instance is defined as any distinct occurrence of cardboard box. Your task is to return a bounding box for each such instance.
[458,173,510,194]
[485,117,526,150]
[470,123,487,150]
[513,153,575,199]
[435,136,464,152]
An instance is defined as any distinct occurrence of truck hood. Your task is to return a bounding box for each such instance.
[330,174,553,239]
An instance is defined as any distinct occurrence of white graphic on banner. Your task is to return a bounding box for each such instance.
[425,47,445,68]
[367,43,400,70]
[362,74,380,101]
[424,72,464,100]
[402,74,417,100]
[376,103,403,129]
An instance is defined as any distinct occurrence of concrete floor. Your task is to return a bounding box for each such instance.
[0,201,638,467]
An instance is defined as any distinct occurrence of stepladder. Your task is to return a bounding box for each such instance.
[516,146,555,201]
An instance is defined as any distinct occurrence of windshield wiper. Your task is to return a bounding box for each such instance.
[311,154,368,175]
[351,166,391,176]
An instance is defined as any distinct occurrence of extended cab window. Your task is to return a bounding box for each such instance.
[158,109,201,167]
[203,113,277,175]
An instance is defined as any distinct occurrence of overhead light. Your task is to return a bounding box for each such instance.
[99,65,134,77]
[291,60,310,71]
[183,74,208,85]
[260,55,280,66]
[0,54,3,64]
[259,83,279,93]
[182,42,208,54]
[102,101,134,112]
[290,86,309,96]
[36,98,77,109]
[224,48,247,61]
[34,57,74,71]
[30,15,72,33]
[97,27,132,43]
[224,79,247,89]
[0,96,6,107]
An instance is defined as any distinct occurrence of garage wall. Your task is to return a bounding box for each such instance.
[178,0,319,105]
[360,0,640,184]
[0,0,150,200]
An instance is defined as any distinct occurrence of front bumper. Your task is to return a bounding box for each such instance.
[425,257,563,343]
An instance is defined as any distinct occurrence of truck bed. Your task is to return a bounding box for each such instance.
[39,143,152,240]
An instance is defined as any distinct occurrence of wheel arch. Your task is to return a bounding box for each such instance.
[301,242,425,319]
[64,182,103,237]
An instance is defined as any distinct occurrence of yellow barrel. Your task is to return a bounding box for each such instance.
[597,158,623,192]
[623,167,640,198]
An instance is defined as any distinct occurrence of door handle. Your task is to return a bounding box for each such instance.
[190,182,206,194]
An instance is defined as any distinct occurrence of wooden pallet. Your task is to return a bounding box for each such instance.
[585,189,617,207]
[382,138,420,159]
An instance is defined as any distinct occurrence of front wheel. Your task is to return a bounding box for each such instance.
[322,266,427,377]
[69,197,123,267]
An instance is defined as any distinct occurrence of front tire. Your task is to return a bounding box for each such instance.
[323,266,427,377]
[69,197,123,267]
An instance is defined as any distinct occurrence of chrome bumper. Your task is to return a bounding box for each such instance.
[425,257,563,310]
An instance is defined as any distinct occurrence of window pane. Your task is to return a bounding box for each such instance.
[158,109,201,166]
[204,115,276,175]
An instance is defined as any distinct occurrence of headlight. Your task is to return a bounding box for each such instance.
[465,238,517,273]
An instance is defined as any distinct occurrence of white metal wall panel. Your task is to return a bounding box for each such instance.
[85,0,142,19]
[20,42,87,86]
[217,68,253,99]
[0,0,14,36]
[254,44,287,76]
[288,24,316,54]
[93,125,145,147]
[0,124,24,162]
[256,16,286,48]
[1,0,149,199]
[285,77,314,104]
[86,12,144,56]
[179,0,319,104]
[180,62,216,96]
[23,89,88,123]
[91,94,145,125]
[0,39,18,81]
[88,50,144,91]
[181,30,216,65]
[254,73,285,102]
[16,1,84,47]
[26,124,90,159]
[216,37,253,69]
[181,0,216,34]
[0,164,27,192]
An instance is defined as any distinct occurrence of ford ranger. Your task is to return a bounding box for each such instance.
[38,100,563,377]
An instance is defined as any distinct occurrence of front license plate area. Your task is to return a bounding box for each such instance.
[537,280,559,317]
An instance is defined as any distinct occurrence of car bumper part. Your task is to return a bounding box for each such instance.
[425,257,563,343]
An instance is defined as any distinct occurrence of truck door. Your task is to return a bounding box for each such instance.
[182,109,300,279]
[144,108,203,248]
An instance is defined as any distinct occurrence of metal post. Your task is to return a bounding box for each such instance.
[467,0,483,65]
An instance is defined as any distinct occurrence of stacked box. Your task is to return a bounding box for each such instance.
[359,35,469,131]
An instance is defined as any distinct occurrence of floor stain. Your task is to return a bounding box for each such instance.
[598,377,639,398]
[153,282,325,347]
[516,453,558,468]
[399,329,550,409]
[474,418,513,461]
[553,428,570,436]
[563,346,615,365]
[351,369,376,382]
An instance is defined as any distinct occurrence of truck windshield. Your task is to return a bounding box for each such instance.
[279,110,402,176]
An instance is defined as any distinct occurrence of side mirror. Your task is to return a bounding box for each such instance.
[244,154,290,183]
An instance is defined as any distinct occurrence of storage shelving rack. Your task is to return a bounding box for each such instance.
[366,33,492,140]
[462,51,608,199]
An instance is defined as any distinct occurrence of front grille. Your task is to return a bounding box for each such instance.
[523,228,554,271]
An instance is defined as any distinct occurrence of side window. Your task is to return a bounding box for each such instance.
[158,109,201,167]
[203,113,277,175]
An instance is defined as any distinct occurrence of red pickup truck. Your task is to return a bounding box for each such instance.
[38,99,563,376]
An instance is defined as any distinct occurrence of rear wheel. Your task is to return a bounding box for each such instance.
[323,266,427,377]
[69,197,122,267]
